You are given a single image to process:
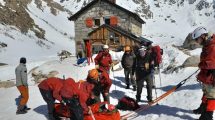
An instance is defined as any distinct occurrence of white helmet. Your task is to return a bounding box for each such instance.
[103,44,109,49]
[192,27,208,39]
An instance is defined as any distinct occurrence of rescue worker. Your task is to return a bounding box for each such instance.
[86,69,101,105]
[15,57,30,114]
[121,45,136,91]
[60,78,85,120]
[94,44,113,73]
[134,43,155,102]
[38,77,64,120]
[192,26,215,120]
[98,68,112,103]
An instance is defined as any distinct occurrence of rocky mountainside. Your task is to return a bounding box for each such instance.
[0,0,214,65]
[0,0,72,39]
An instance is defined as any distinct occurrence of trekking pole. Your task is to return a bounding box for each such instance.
[112,69,117,93]
[158,66,162,88]
[88,107,95,120]
[121,69,199,120]
[153,75,158,105]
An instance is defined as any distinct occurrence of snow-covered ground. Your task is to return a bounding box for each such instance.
[1,0,215,119]
[0,50,210,120]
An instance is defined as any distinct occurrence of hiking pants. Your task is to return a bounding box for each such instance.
[136,69,153,101]
[39,88,55,120]
[62,96,84,120]
[102,92,110,103]
[17,85,29,109]
[124,68,136,87]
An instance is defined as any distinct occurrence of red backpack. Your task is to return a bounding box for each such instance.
[152,45,163,66]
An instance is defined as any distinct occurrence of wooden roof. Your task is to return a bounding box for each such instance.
[68,0,145,24]
[88,24,152,44]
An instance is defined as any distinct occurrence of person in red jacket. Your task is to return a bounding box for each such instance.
[94,45,113,73]
[98,68,112,103]
[60,78,85,120]
[38,77,64,120]
[84,39,93,65]
[86,69,101,105]
[192,26,215,120]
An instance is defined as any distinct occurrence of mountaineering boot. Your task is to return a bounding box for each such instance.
[48,113,56,120]
[136,95,140,102]
[16,109,27,114]
[147,96,153,103]
[198,111,213,120]
[126,84,130,89]
[193,103,206,114]
[16,105,27,114]
[133,86,136,91]
[24,106,31,111]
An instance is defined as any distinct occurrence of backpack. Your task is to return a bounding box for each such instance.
[116,96,140,111]
[151,45,163,66]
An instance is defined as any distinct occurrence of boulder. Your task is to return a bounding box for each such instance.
[32,70,59,83]
[182,55,200,67]
[0,81,15,88]
[182,33,201,50]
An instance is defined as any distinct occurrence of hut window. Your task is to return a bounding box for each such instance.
[94,18,100,26]
[104,17,110,25]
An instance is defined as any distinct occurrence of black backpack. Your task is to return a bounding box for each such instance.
[116,96,140,111]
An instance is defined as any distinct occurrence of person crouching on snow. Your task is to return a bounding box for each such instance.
[86,69,101,105]
[38,77,64,120]
[60,78,95,120]
[192,26,215,120]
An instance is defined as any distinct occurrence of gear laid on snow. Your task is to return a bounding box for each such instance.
[121,69,199,120]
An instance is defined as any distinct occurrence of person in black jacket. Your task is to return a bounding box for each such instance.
[134,43,155,102]
[121,46,136,91]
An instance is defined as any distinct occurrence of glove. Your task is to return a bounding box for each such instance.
[207,69,215,77]
[95,65,99,69]
[207,69,215,86]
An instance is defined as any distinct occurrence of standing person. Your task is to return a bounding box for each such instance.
[94,44,113,73]
[15,57,30,114]
[84,39,93,65]
[98,68,112,103]
[38,77,64,120]
[191,26,215,120]
[121,45,136,91]
[134,44,155,102]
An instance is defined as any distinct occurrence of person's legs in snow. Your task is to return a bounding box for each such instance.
[63,96,84,120]
[145,74,153,102]
[39,89,55,120]
[124,69,130,89]
[16,85,29,114]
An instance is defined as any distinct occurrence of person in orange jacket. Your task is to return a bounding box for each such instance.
[15,57,30,114]
[192,27,215,120]
[38,77,64,120]
[94,45,113,73]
